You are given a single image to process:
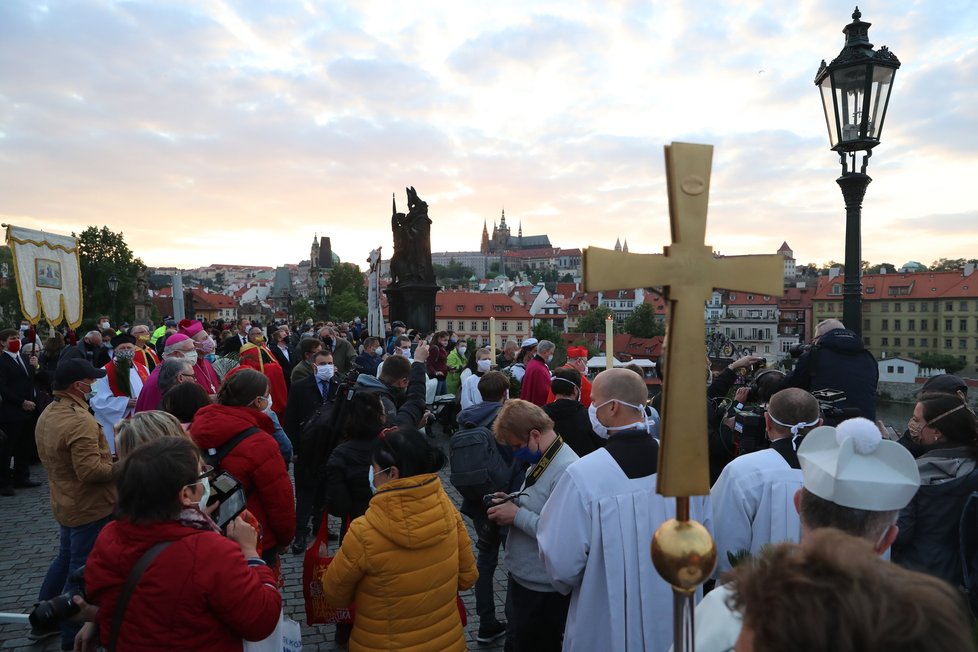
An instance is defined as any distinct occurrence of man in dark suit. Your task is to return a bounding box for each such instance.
[219,317,251,355]
[269,327,296,386]
[0,328,41,495]
[283,348,335,553]
[58,330,103,368]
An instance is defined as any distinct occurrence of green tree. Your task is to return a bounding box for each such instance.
[291,297,315,324]
[930,258,978,272]
[328,291,367,322]
[918,352,966,374]
[0,247,24,324]
[865,262,897,274]
[560,273,574,283]
[623,303,665,338]
[532,321,567,366]
[328,263,367,302]
[74,226,146,326]
[433,261,475,288]
[574,305,615,334]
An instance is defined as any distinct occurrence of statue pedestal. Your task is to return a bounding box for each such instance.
[385,283,440,333]
[315,302,330,322]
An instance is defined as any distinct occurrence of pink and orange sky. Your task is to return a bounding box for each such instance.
[2,1,976,271]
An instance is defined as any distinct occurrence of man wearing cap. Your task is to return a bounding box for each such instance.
[710,388,822,576]
[89,334,150,456]
[545,346,593,407]
[690,417,921,652]
[129,323,160,373]
[510,338,537,383]
[34,359,116,650]
[179,319,221,396]
[520,340,555,406]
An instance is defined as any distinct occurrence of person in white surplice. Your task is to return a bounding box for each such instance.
[536,368,712,652]
[710,388,822,576]
[90,334,148,456]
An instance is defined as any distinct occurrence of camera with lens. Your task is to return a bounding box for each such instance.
[29,566,86,629]
[811,388,860,426]
[476,495,502,553]
[732,404,769,456]
[788,343,812,359]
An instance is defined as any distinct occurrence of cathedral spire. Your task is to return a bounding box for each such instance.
[623,238,629,253]
[614,237,622,252]
[481,219,490,254]
[392,193,397,216]
[500,208,507,228]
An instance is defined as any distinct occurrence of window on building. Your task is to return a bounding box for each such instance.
[908,302,916,312]
[894,320,902,331]
[963,301,970,311]
[946,319,953,331]
[517,322,523,331]
[909,338,916,347]
[921,320,928,331]
[945,338,953,349]
[894,303,902,312]
[864,318,871,331]
[881,319,889,331]
[908,319,915,331]
[501,321,508,332]
[887,365,894,373]
[946,301,954,311]
[447,320,454,331]
[898,366,905,373]
[894,337,901,346]
[921,302,929,312]
[882,303,889,312]
[882,337,889,346]
[961,339,968,350]
[457,305,464,312]
[470,321,478,331]
[482,321,489,331]
[475,305,483,312]
[863,336,871,346]
[961,319,968,332]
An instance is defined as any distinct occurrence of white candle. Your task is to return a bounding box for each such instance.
[606,315,614,370]
[489,317,497,369]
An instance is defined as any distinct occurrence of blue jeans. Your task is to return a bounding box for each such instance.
[39,515,112,648]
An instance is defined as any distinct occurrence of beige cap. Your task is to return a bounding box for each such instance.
[798,418,920,511]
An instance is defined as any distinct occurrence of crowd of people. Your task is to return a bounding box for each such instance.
[1,314,977,651]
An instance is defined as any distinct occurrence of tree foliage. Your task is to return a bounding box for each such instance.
[291,297,315,325]
[74,226,146,327]
[917,352,966,375]
[930,258,978,272]
[328,263,367,302]
[329,291,367,323]
[434,261,475,288]
[574,305,615,334]
[623,303,665,338]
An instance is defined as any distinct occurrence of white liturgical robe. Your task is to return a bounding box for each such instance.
[90,366,146,456]
[537,448,712,652]
[710,447,803,577]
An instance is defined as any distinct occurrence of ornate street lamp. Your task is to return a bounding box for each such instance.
[108,274,119,324]
[815,7,900,336]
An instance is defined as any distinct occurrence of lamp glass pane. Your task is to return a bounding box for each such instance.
[866,66,895,139]
[819,76,840,148]
[832,65,868,143]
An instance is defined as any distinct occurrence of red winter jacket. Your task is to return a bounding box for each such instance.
[85,519,281,652]
[189,404,296,549]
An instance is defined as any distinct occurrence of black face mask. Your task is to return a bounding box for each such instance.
[323,338,333,348]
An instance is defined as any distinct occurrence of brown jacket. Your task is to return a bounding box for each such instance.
[36,391,117,527]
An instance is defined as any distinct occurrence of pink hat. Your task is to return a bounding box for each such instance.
[165,333,191,345]
[178,319,204,338]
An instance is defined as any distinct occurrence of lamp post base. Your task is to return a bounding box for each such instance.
[837,172,871,337]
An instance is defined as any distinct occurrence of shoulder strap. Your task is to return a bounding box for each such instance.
[109,540,173,652]
[208,426,262,467]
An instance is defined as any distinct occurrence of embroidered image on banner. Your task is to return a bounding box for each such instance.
[36,258,63,290]
[4,225,83,328]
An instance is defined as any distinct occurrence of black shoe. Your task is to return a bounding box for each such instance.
[13,479,41,488]
[291,534,307,555]
[476,620,507,644]
[0,486,14,497]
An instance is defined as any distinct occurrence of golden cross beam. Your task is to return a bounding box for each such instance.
[584,142,784,496]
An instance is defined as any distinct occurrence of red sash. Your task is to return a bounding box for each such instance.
[105,360,150,397]
[135,346,160,372]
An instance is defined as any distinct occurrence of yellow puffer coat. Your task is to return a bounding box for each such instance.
[323,472,478,652]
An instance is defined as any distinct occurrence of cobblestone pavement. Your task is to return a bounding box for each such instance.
[0,427,509,651]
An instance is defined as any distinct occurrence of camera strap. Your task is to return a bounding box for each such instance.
[108,540,173,652]
[523,436,564,489]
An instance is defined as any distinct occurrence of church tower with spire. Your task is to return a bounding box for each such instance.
[518,220,523,250]
[310,234,320,267]
[623,239,629,253]
[481,220,490,254]
[614,237,622,253]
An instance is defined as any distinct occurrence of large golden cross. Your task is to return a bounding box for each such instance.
[584,142,784,496]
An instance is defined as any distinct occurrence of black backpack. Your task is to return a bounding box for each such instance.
[204,426,261,472]
[449,414,511,505]
[958,491,978,615]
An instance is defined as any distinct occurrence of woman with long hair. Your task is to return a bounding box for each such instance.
[892,392,978,587]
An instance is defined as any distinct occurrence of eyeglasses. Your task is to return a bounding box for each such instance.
[179,372,196,380]
[197,465,214,480]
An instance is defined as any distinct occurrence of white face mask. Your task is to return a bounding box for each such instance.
[477,359,491,373]
[400,347,412,357]
[374,346,384,356]
[457,346,467,356]
[588,399,646,439]
[315,363,335,382]
[183,350,198,365]
[197,476,211,511]
[100,321,110,329]
[260,394,273,414]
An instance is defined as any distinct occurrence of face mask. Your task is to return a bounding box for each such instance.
[400,347,412,357]
[197,476,211,511]
[196,337,216,354]
[588,399,646,439]
[183,350,198,365]
[316,363,335,382]
[260,394,273,414]
[907,418,923,442]
[204,353,217,363]
[20,325,28,333]
[513,440,543,465]
[368,465,377,494]
[100,321,110,329]
[374,346,384,356]
[115,349,135,362]
[136,334,150,343]
[450,337,458,343]
[82,382,97,402]
[7,339,21,353]
[457,346,467,356]
[477,359,491,373]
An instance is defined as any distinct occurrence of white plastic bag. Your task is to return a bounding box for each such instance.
[244,610,302,652]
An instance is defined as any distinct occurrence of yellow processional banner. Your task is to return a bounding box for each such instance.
[4,225,84,328]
